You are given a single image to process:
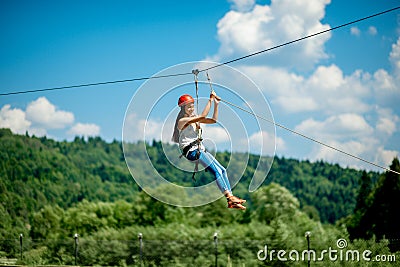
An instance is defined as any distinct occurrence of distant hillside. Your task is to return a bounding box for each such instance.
[0,127,378,231]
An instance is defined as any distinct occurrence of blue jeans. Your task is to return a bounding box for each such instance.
[187,149,232,193]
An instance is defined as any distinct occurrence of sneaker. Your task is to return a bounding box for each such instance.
[227,195,246,204]
[227,201,246,210]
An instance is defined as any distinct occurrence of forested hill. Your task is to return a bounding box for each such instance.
[0,128,377,228]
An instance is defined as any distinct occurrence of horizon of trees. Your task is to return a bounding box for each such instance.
[1,128,399,265]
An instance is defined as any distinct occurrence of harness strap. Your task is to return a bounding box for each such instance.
[187,70,204,184]
[192,138,201,183]
[180,138,207,184]
[180,138,202,158]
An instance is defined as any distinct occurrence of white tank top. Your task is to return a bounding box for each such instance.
[179,124,205,152]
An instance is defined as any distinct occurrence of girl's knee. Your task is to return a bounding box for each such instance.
[218,165,226,175]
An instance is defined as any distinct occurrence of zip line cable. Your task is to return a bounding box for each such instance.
[1,5,399,96]
[217,97,400,175]
[0,72,192,96]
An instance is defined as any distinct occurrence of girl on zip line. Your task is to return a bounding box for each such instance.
[172,91,246,210]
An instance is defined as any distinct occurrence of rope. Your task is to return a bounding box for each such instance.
[1,6,399,96]
[192,69,200,116]
[218,97,400,175]
[191,69,201,183]
[0,72,192,96]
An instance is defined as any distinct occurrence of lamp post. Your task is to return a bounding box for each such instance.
[19,234,23,260]
[138,233,143,267]
[74,233,79,266]
[213,232,218,267]
[305,231,311,267]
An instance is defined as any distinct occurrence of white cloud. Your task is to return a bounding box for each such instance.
[273,96,318,113]
[376,116,396,136]
[204,3,399,170]
[0,97,99,139]
[307,64,345,91]
[368,26,377,36]
[239,130,282,156]
[242,64,371,114]
[311,139,368,168]
[351,26,377,37]
[0,104,31,134]
[375,107,398,137]
[295,113,374,141]
[389,37,400,79]
[294,113,398,169]
[310,139,397,171]
[210,0,331,70]
[239,65,304,97]
[373,69,396,91]
[68,123,100,137]
[201,125,231,153]
[228,0,255,12]
[26,97,74,129]
[237,65,321,113]
[305,65,371,114]
[143,119,163,141]
[203,125,230,143]
[123,113,170,143]
[372,42,400,106]
[350,26,361,36]
[375,147,398,168]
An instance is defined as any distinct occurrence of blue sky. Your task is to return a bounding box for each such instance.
[1,0,399,172]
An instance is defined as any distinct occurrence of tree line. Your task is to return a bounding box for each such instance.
[0,128,399,265]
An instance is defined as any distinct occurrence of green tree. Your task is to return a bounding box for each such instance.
[347,171,373,240]
[252,182,300,224]
[363,158,400,248]
[30,205,64,239]
[354,171,373,212]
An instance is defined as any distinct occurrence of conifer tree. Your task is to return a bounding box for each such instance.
[364,158,400,249]
[348,171,373,240]
[354,171,373,212]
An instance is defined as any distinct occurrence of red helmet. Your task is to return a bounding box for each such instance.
[178,94,194,106]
